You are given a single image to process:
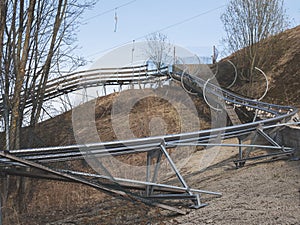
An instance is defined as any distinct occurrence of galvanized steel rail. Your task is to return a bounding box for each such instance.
[0,64,298,212]
[0,64,169,111]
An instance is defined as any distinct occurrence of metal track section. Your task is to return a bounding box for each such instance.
[0,64,298,212]
[0,64,169,111]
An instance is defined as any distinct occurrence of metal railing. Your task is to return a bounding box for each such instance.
[0,64,169,111]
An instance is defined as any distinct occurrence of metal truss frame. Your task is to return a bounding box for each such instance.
[0,139,222,214]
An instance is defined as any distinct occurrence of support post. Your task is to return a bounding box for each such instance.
[238,138,243,161]
[103,84,106,96]
[149,151,162,195]
[146,152,151,196]
[235,138,246,168]
[146,150,162,197]
[146,150,162,196]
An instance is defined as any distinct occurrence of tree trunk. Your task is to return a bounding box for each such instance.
[10,0,36,149]
[31,0,66,126]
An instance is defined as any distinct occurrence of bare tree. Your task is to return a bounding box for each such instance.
[0,0,97,150]
[221,0,289,96]
[145,32,172,72]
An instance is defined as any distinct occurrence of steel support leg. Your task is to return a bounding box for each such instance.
[160,143,190,193]
[150,152,162,192]
[146,150,162,196]
[146,152,151,196]
[235,138,245,168]
[238,138,243,161]
[160,142,207,208]
[234,126,294,166]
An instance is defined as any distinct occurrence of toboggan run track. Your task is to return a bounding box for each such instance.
[0,64,298,214]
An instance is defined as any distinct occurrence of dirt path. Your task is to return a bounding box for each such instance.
[155,141,300,225]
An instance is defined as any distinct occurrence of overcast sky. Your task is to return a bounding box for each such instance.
[76,0,300,67]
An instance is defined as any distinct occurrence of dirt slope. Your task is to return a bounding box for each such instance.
[216,25,300,106]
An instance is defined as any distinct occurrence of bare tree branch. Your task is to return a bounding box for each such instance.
[0,0,97,149]
[145,32,172,71]
[221,0,290,97]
